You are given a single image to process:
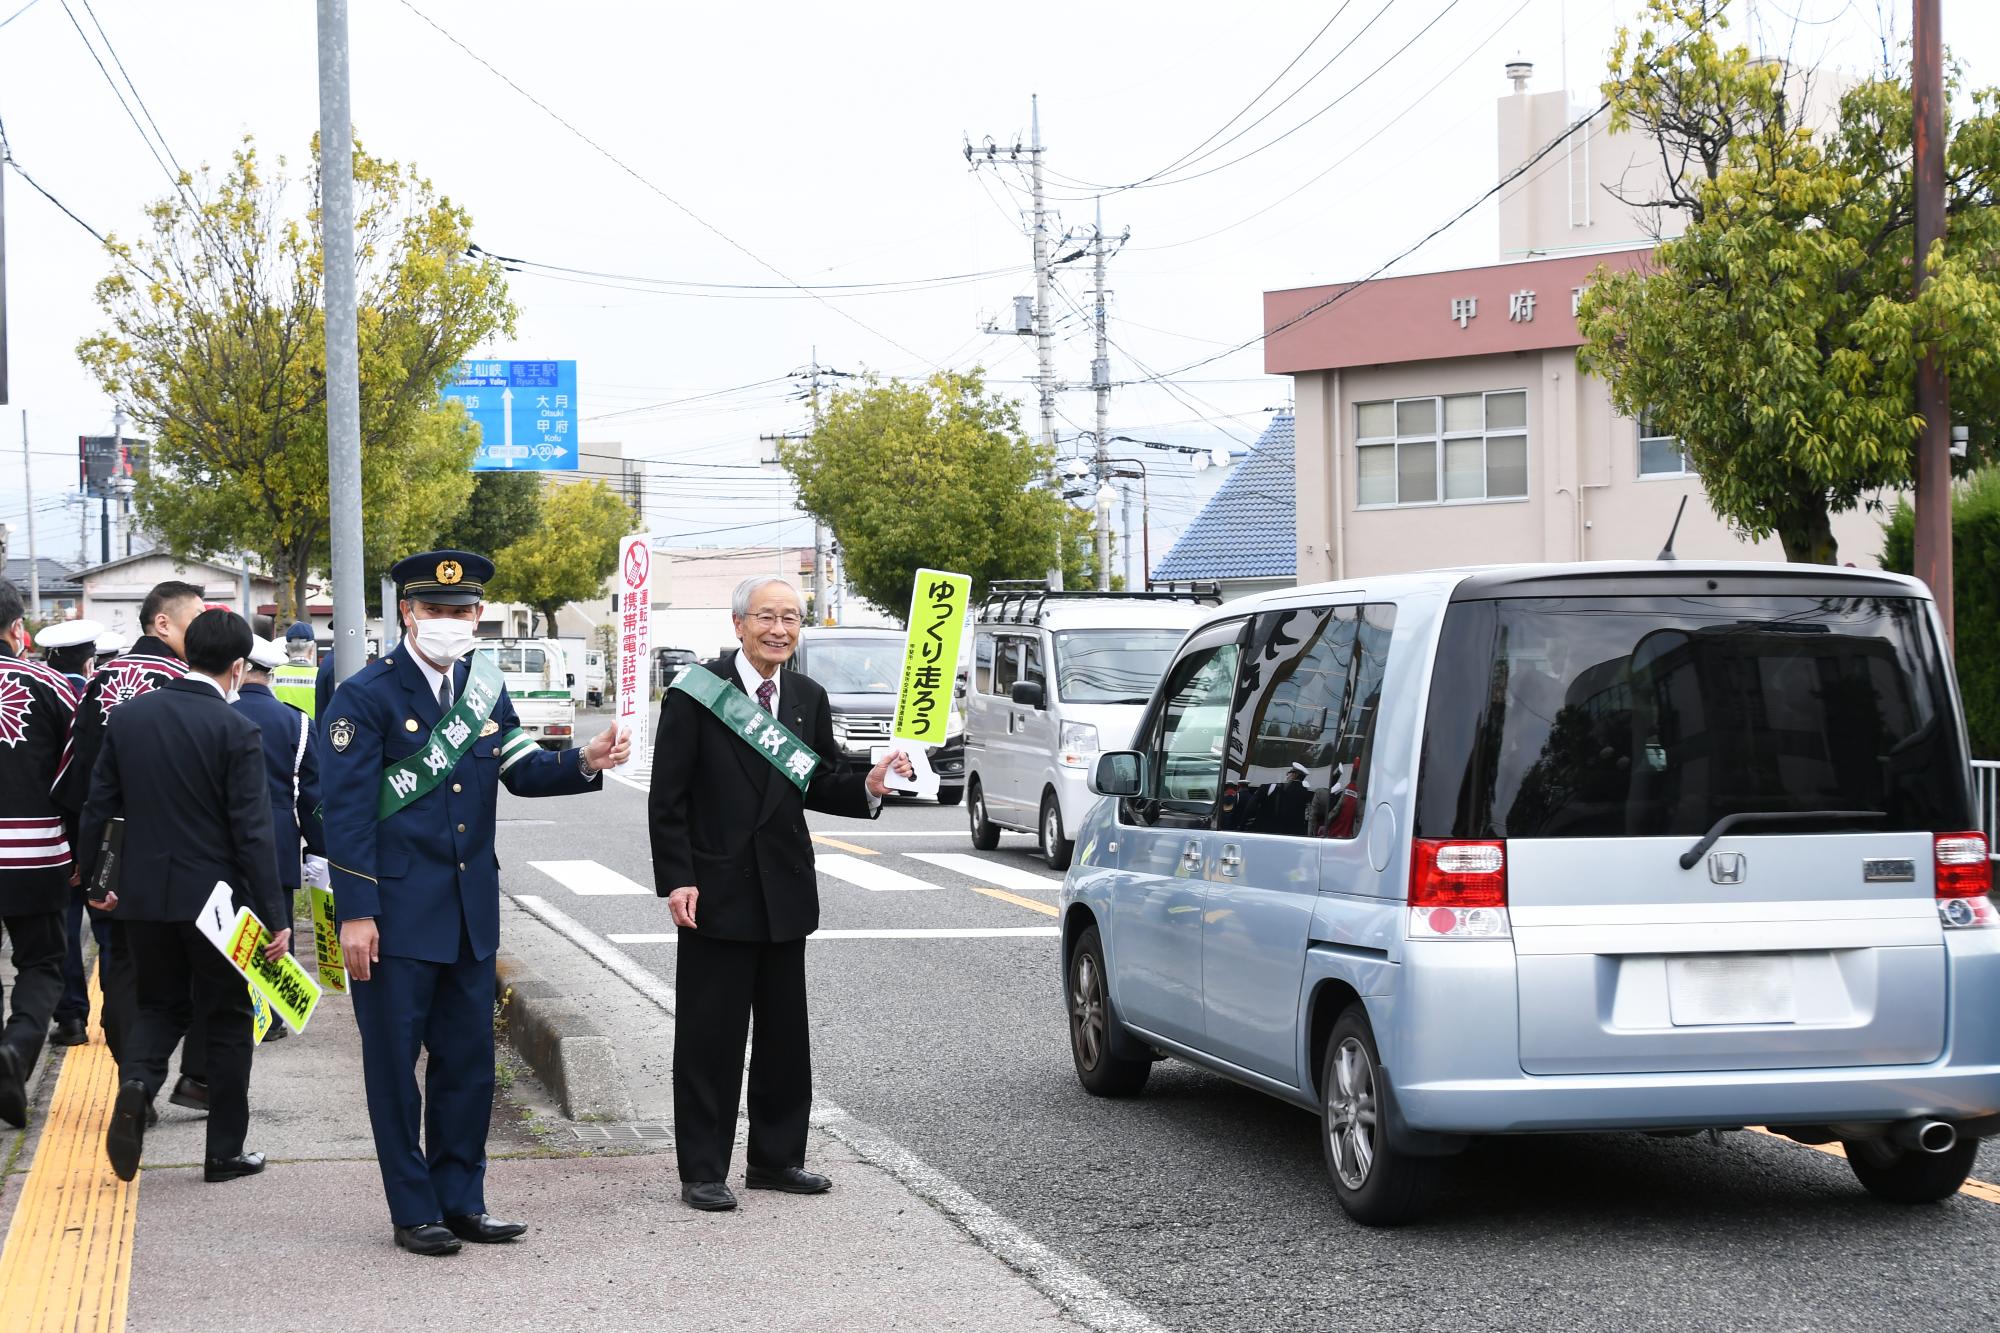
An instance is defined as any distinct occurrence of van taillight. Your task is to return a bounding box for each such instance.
[1935,832,1997,930]
[1408,839,1510,940]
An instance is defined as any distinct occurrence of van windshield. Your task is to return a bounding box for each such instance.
[803,641,902,695]
[1053,629,1186,704]
[1414,594,1971,839]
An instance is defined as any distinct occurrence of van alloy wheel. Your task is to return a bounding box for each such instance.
[1065,925,1149,1096]
[1069,949,1106,1071]
[1327,1036,1378,1189]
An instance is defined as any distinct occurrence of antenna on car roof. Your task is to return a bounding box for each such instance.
[1657,495,1688,562]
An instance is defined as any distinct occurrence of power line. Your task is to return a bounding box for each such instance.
[55,0,183,199]
[392,0,935,367]
[0,0,40,28]
[472,245,1030,295]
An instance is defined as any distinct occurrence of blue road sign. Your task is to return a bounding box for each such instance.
[443,359,579,471]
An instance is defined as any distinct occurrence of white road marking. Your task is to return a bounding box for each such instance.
[606,770,649,794]
[608,927,1060,944]
[506,894,1165,1333]
[529,859,653,896]
[815,853,941,893]
[905,852,1064,894]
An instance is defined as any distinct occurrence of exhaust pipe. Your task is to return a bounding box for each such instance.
[1889,1119,1958,1154]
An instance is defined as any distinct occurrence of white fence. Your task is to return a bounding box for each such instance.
[1977,760,1999,848]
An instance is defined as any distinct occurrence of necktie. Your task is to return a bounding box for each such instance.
[755,679,775,715]
[438,675,453,711]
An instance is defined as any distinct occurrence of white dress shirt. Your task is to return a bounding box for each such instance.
[735,650,780,713]
[407,643,453,704]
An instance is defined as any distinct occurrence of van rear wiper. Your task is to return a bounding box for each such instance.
[1677,810,1885,870]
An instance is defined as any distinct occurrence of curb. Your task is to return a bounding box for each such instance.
[494,954,635,1122]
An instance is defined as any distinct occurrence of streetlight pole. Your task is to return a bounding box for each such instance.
[317,0,367,680]
[1912,0,1952,645]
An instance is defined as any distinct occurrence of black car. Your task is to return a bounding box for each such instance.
[786,628,964,805]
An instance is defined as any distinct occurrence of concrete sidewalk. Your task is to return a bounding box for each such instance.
[0,902,1097,1332]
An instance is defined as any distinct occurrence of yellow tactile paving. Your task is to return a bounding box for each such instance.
[0,977,135,1332]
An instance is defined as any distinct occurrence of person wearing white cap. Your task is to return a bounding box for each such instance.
[35,619,104,696]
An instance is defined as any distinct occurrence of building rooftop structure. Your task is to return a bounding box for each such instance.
[1152,412,1297,590]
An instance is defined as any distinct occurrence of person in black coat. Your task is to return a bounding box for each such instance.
[80,609,289,1184]
[648,576,911,1212]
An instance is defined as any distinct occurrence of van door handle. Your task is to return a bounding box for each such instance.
[1218,844,1242,877]
[1179,838,1203,873]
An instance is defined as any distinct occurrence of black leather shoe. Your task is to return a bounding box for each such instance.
[445,1213,526,1243]
[681,1180,738,1211]
[745,1166,832,1194]
[393,1222,463,1256]
[49,1018,88,1048]
[0,1048,24,1128]
[106,1080,148,1181]
[203,1152,265,1182]
[262,1023,289,1043]
[168,1075,208,1113]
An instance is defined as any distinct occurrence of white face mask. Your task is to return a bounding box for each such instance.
[410,616,477,664]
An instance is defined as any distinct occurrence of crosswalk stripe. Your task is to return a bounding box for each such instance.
[610,927,1060,943]
[815,853,940,892]
[530,860,653,896]
[905,852,1063,895]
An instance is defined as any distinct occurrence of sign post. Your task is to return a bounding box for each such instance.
[615,534,652,777]
[441,360,580,471]
[885,569,971,799]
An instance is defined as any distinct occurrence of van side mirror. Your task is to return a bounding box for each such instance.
[1010,680,1045,709]
[1091,751,1144,798]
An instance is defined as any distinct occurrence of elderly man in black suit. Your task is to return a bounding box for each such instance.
[649,575,911,1212]
[79,608,289,1183]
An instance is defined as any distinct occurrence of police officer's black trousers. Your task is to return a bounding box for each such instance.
[120,919,254,1161]
[673,931,811,1183]
[1,911,64,1077]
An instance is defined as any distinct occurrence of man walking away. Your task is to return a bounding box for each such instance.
[80,609,288,1183]
[0,581,82,1127]
[54,581,203,1063]
[33,619,101,1050]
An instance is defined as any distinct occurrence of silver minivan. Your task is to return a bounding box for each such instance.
[964,588,1209,869]
[1061,562,2000,1223]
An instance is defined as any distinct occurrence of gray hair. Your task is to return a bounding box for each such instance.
[731,575,801,618]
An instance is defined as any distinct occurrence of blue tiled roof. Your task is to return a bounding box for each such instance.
[1152,413,1295,581]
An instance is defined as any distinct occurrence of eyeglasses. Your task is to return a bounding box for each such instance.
[747,611,803,629]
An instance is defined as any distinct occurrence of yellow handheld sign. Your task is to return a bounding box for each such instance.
[222,910,325,1035]
[892,569,971,746]
[249,987,274,1043]
[309,887,347,993]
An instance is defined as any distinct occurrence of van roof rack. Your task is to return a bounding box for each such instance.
[975,580,1221,626]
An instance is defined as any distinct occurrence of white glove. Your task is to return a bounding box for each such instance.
[302,854,330,889]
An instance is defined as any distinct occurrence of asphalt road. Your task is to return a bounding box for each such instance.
[496,748,2000,1333]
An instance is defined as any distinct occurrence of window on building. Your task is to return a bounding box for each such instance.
[1356,391,1528,506]
[1637,409,1692,477]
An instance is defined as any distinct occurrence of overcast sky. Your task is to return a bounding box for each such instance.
[1,0,1992,567]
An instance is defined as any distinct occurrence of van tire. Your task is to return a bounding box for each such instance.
[1040,792,1074,871]
[937,785,964,807]
[1067,926,1149,1097]
[968,780,1000,850]
[1320,1005,1442,1226]
[1842,1135,1980,1204]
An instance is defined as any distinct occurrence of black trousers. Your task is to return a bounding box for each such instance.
[673,932,813,1183]
[1,911,65,1078]
[120,919,255,1161]
[97,916,137,1065]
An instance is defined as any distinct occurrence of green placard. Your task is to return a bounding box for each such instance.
[893,569,970,745]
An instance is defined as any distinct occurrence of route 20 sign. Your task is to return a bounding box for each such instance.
[443,359,579,471]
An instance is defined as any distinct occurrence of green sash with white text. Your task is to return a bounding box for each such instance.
[376,652,507,818]
[670,665,821,792]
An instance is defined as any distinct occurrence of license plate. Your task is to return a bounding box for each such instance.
[1666,954,1796,1026]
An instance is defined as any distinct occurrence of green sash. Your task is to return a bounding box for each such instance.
[377,652,506,818]
[670,664,821,792]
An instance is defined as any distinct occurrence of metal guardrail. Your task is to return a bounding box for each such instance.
[1977,760,1999,849]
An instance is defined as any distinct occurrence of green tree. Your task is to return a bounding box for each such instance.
[779,370,1100,616]
[1881,470,2000,759]
[1577,2,2000,562]
[435,470,545,559]
[77,136,515,617]
[485,480,633,636]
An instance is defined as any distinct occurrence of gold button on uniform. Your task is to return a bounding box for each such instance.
[452,783,462,793]
[456,824,466,833]
[458,862,465,871]
[404,719,420,733]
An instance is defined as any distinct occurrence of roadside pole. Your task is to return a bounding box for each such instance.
[1911,0,1952,645]
[20,413,37,617]
[317,0,367,681]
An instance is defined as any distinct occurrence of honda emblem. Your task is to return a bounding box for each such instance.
[1708,852,1747,885]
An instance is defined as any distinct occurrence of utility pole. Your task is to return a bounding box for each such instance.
[110,407,123,561]
[318,0,367,681]
[1087,199,1129,591]
[19,413,36,616]
[1911,0,1952,645]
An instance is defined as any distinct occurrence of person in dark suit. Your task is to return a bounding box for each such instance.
[649,575,912,1212]
[322,550,628,1256]
[80,609,289,1184]
[235,637,324,949]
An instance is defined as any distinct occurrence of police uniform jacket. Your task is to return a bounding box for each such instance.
[322,647,599,965]
[648,651,876,943]
[76,677,285,930]
[0,645,80,915]
[233,680,325,889]
[53,636,186,818]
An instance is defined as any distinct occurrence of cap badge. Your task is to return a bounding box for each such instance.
[437,559,464,586]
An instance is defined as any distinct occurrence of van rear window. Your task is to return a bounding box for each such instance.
[1414,595,1971,839]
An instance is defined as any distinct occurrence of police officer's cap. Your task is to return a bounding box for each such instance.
[247,636,287,670]
[34,619,105,651]
[284,620,315,641]
[392,550,492,606]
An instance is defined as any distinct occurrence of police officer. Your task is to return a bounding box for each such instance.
[271,622,319,716]
[323,550,629,1256]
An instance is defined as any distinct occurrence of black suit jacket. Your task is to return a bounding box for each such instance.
[78,676,285,931]
[648,651,875,942]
